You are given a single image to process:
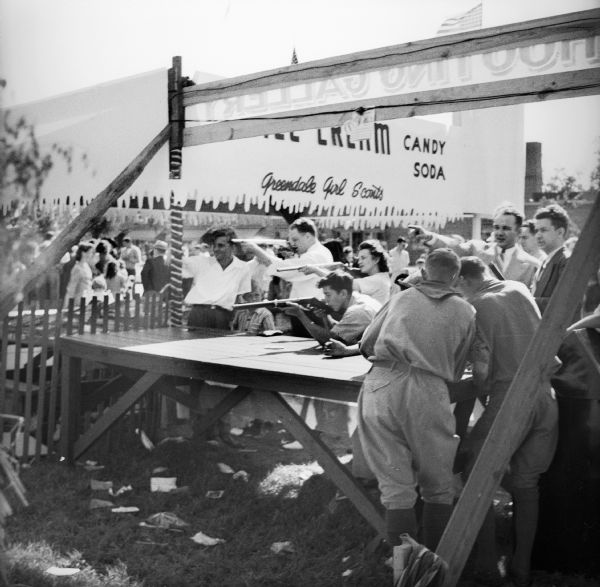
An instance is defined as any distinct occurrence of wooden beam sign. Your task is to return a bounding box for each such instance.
[183,9,600,147]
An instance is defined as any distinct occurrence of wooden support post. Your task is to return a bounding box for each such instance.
[168,56,185,327]
[0,124,170,320]
[258,390,386,538]
[438,195,600,586]
[60,354,82,464]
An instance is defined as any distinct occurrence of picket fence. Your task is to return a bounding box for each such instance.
[0,292,170,461]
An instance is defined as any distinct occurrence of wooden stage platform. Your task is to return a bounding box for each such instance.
[59,327,387,537]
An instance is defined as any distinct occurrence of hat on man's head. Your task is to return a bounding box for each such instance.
[397,236,407,244]
[154,240,168,251]
[123,236,131,242]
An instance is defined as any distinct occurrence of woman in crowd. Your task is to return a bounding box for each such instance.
[352,239,392,305]
[64,242,94,305]
[105,260,129,296]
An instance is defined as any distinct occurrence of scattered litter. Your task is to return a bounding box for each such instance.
[142,512,188,529]
[137,429,155,451]
[338,454,353,465]
[230,427,244,436]
[342,569,353,577]
[282,441,303,450]
[136,540,167,546]
[157,436,188,446]
[237,448,258,453]
[109,485,133,497]
[277,429,286,434]
[46,566,80,576]
[152,467,168,475]
[90,479,113,491]
[90,498,115,510]
[270,541,295,554]
[190,531,225,546]
[232,470,249,482]
[342,556,351,563]
[217,462,235,474]
[206,439,220,446]
[206,490,224,500]
[79,460,105,471]
[111,506,139,513]
[85,464,105,471]
[150,477,177,493]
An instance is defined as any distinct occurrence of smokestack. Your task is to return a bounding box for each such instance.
[525,142,543,201]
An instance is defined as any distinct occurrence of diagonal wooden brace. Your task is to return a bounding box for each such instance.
[257,389,386,538]
[73,372,162,460]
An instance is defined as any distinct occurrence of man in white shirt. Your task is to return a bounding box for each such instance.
[120,236,142,277]
[183,227,251,329]
[244,218,333,335]
[389,236,410,282]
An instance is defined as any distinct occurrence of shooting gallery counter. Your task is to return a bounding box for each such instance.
[59,327,387,537]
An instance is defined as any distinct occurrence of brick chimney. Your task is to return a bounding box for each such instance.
[525,142,543,201]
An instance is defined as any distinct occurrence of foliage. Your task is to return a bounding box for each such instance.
[543,169,583,200]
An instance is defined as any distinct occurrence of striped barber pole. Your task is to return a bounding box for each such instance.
[169,192,184,326]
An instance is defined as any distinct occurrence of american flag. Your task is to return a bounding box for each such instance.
[291,48,298,65]
[437,3,482,36]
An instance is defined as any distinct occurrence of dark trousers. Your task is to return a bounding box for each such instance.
[188,305,232,330]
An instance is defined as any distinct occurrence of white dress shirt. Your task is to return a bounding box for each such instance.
[183,255,251,310]
[267,242,333,298]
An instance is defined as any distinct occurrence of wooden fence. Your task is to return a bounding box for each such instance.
[0,292,169,461]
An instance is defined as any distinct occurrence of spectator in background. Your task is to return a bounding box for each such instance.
[343,246,356,268]
[64,242,95,306]
[519,220,547,262]
[120,236,142,277]
[105,260,129,296]
[94,240,116,277]
[141,240,170,295]
[389,237,410,282]
[532,204,571,314]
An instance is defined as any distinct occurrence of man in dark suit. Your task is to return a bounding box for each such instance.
[532,204,570,315]
[141,240,169,294]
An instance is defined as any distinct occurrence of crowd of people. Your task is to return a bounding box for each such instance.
[8,201,599,585]
[173,203,596,587]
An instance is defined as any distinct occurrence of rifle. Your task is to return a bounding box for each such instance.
[276,262,344,273]
[233,296,328,313]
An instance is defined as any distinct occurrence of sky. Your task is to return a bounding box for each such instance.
[1,0,599,187]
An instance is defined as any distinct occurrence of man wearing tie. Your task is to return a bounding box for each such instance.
[531,203,571,315]
[411,204,540,289]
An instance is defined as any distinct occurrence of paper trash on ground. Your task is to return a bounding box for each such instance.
[282,441,303,450]
[89,498,115,510]
[136,429,155,451]
[342,569,353,577]
[217,462,235,474]
[232,470,249,482]
[205,490,225,499]
[111,506,140,513]
[190,531,225,546]
[90,479,113,491]
[142,512,189,529]
[108,484,133,497]
[270,541,295,554]
[150,477,177,492]
[46,567,81,576]
[152,466,169,475]
[229,427,244,436]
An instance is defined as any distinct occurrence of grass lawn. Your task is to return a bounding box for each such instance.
[5,420,600,587]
